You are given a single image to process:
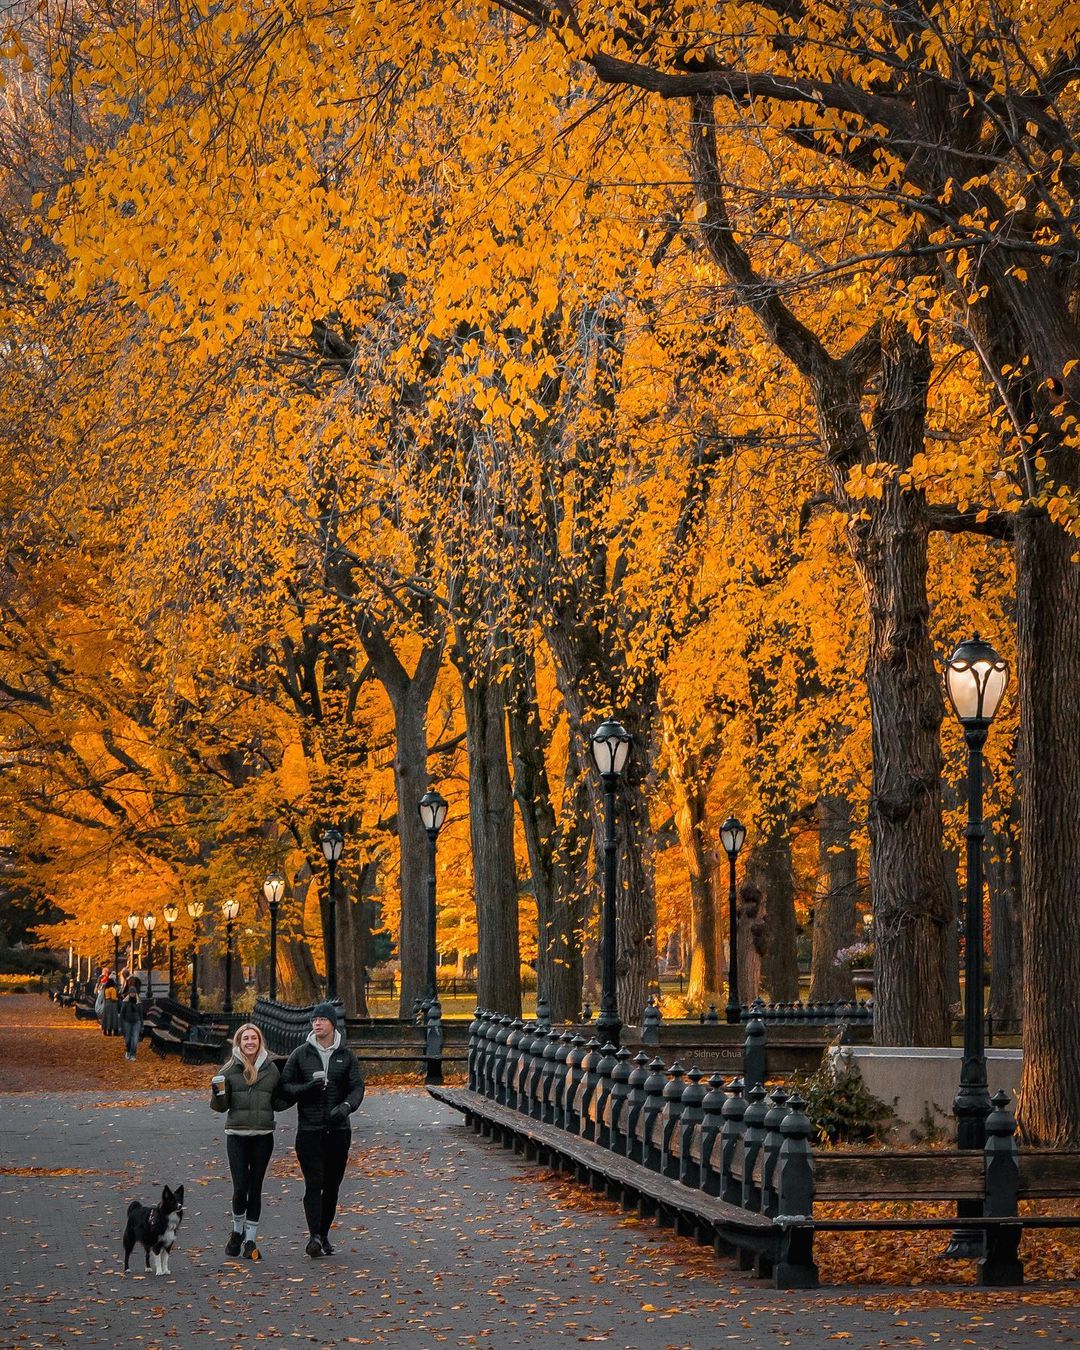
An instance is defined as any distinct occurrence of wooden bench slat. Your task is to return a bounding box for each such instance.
[814,1153,984,1200]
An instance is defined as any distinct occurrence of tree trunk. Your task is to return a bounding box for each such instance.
[736,879,765,1005]
[663,713,721,1004]
[1016,506,1080,1144]
[391,691,432,1018]
[458,654,522,1016]
[809,792,858,1003]
[987,788,1022,1035]
[750,820,799,1002]
[333,861,374,1019]
[941,774,963,1013]
[508,652,587,1023]
[544,626,659,1028]
[848,329,951,1046]
[353,620,444,1021]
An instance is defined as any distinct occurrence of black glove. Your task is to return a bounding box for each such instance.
[329,1102,350,1123]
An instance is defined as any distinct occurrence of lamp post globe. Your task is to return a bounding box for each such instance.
[719,817,746,1024]
[418,790,448,1010]
[590,719,631,1049]
[126,911,139,974]
[943,634,1008,1260]
[263,872,286,1003]
[186,900,205,1012]
[319,829,344,1005]
[162,903,178,999]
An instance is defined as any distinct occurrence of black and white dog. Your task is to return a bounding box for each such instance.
[123,1184,185,1275]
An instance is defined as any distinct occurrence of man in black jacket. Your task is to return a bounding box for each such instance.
[280,1003,365,1257]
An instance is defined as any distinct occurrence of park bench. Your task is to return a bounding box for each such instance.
[144,997,227,1061]
[431,1008,1080,1289]
[253,997,462,1079]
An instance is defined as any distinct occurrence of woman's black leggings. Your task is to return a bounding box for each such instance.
[226,1134,274,1222]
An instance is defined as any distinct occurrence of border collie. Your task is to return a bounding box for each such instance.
[123,1184,185,1275]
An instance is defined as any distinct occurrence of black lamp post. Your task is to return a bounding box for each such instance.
[110,921,122,976]
[942,634,1008,1259]
[720,816,747,1024]
[100,923,109,971]
[263,872,286,1003]
[590,718,632,1049]
[186,900,205,1012]
[127,911,139,973]
[163,904,178,999]
[143,913,156,1000]
[320,828,344,1003]
[222,898,240,1015]
[418,790,449,1006]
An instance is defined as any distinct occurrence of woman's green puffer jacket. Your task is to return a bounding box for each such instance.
[209,1051,284,1131]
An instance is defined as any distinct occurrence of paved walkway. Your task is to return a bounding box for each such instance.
[1,1088,1078,1349]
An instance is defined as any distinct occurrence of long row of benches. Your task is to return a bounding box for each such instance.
[428,1008,1080,1288]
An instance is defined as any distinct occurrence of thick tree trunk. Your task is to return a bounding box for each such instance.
[750,819,799,1002]
[333,862,374,1019]
[941,775,963,1012]
[736,879,765,1005]
[391,693,432,1018]
[275,871,320,1004]
[605,705,658,1026]
[544,628,659,1028]
[508,653,586,1022]
[458,657,522,1016]
[353,618,443,1020]
[663,714,721,1004]
[987,787,1022,1035]
[809,793,858,1003]
[845,330,951,1046]
[1016,508,1080,1144]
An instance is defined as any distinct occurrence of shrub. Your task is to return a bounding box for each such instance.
[789,1053,895,1145]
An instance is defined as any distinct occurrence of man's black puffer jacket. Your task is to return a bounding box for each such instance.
[280,1036,365,1132]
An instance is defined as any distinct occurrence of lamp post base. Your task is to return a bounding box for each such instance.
[596,1012,622,1049]
[940,1222,986,1261]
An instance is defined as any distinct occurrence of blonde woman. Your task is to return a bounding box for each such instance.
[210,1023,284,1260]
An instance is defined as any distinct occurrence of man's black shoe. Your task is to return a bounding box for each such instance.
[320,1236,335,1255]
[225,1231,243,1257]
[305,1236,324,1258]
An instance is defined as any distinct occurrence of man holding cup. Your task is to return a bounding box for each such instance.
[280,1002,365,1257]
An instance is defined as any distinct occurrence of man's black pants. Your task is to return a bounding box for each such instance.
[295,1129,351,1239]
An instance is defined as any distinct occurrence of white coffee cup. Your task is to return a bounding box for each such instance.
[212,1074,226,1093]
[313,1070,326,1087]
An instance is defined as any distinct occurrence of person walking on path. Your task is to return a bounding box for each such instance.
[119,968,142,998]
[119,985,143,1060]
[99,975,120,1037]
[280,1003,364,1258]
[210,1023,284,1261]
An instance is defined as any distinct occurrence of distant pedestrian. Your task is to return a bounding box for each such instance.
[211,1023,283,1260]
[100,976,120,1036]
[280,1004,364,1257]
[119,986,143,1060]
